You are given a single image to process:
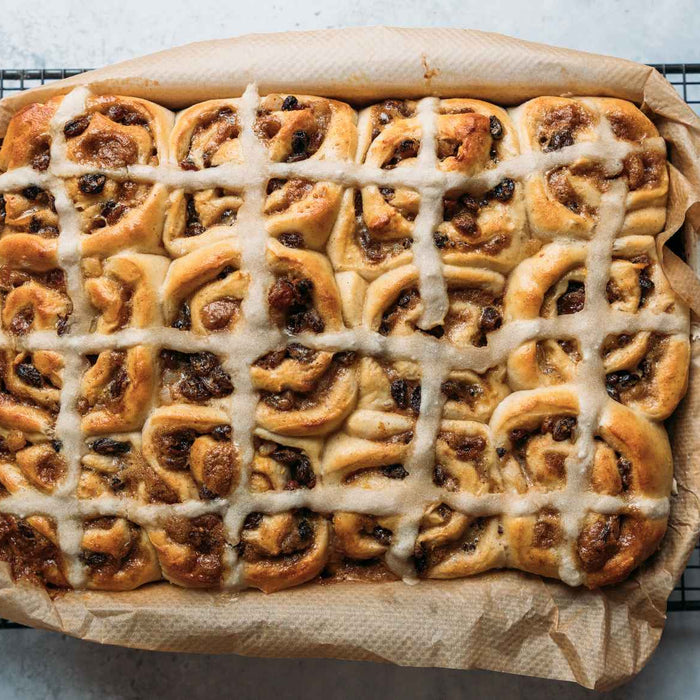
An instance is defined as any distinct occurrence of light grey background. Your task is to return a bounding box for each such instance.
[0,1,697,698]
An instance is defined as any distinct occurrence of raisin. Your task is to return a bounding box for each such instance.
[51,440,63,453]
[544,130,574,152]
[278,232,304,248]
[455,436,486,461]
[433,464,448,487]
[189,352,217,376]
[542,416,577,442]
[606,280,622,303]
[496,447,506,458]
[286,343,316,363]
[291,130,309,155]
[179,158,198,171]
[268,278,297,310]
[64,116,90,138]
[617,457,633,490]
[297,518,313,540]
[479,306,502,333]
[243,512,262,530]
[334,351,356,367]
[390,379,408,409]
[373,526,392,546]
[100,200,126,225]
[638,268,655,304]
[557,281,585,315]
[606,371,640,400]
[172,302,192,331]
[212,425,232,442]
[489,115,504,140]
[452,211,478,237]
[414,547,429,573]
[78,173,107,195]
[159,429,196,470]
[84,552,109,568]
[31,151,50,171]
[509,428,529,447]
[90,438,131,456]
[199,485,217,500]
[105,105,146,126]
[492,178,515,202]
[22,186,42,200]
[267,178,285,194]
[433,232,449,249]
[381,464,408,480]
[410,385,422,414]
[265,390,295,411]
[281,95,299,111]
[15,362,43,388]
[9,306,34,335]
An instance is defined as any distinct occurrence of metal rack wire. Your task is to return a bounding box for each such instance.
[0,64,696,624]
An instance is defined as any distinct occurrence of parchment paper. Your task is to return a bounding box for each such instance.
[0,27,698,691]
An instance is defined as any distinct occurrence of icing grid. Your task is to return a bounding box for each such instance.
[0,86,687,589]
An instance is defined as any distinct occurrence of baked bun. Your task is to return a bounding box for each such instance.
[0,85,685,594]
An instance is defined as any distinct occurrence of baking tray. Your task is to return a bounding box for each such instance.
[0,63,697,628]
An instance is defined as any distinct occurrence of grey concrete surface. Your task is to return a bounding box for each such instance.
[0,1,697,697]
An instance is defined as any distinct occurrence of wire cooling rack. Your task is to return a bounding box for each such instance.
[0,64,696,627]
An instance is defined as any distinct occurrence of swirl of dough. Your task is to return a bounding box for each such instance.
[321,408,413,486]
[503,508,563,581]
[267,238,344,335]
[0,264,72,336]
[254,94,356,163]
[142,405,237,501]
[158,350,233,407]
[81,516,162,591]
[0,186,59,264]
[251,429,322,492]
[84,253,168,332]
[71,177,169,258]
[237,509,330,593]
[490,386,580,495]
[265,177,344,251]
[414,508,505,579]
[506,237,689,419]
[326,512,400,582]
[433,420,501,494]
[327,100,419,279]
[0,514,69,587]
[573,399,672,587]
[59,95,173,257]
[165,99,243,256]
[79,435,180,504]
[171,98,241,170]
[0,99,57,172]
[255,350,358,437]
[78,347,155,435]
[511,96,667,240]
[364,264,506,348]
[0,438,66,496]
[163,240,248,334]
[434,101,531,272]
[64,94,171,167]
[148,513,228,588]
